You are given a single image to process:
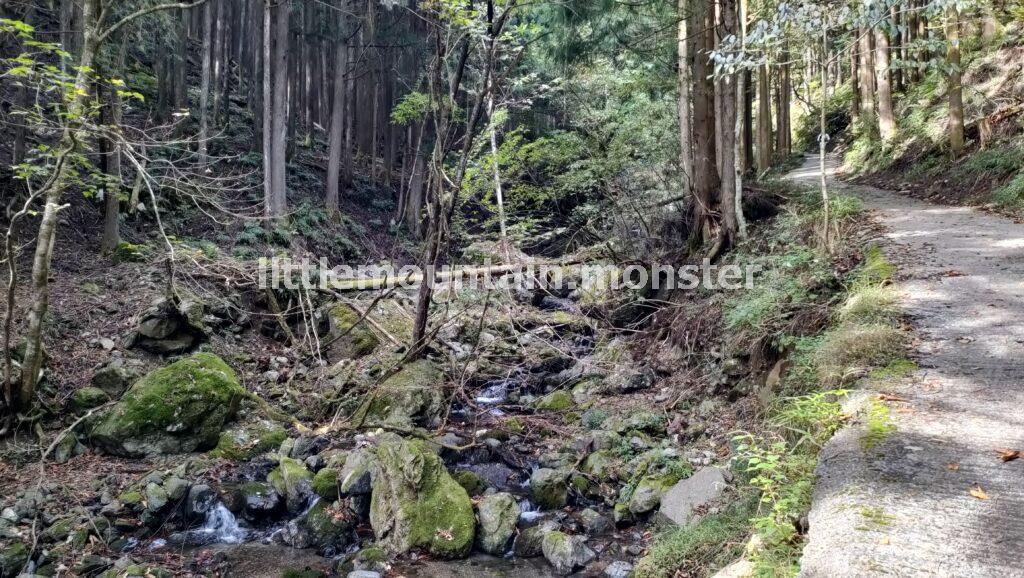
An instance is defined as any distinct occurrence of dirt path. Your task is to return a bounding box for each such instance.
[789,156,1024,577]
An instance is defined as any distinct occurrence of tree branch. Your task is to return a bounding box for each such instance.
[97,0,210,45]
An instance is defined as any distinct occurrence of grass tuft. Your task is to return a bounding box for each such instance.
[814,323,906,385]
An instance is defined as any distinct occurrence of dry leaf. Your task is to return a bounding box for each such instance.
[946,462,960,471]
[878,393,908,402]
[996,449,1020,462]
[969,486,989,500]
[878,536,891,545]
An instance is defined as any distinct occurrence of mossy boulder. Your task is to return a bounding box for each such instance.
[71,387,110,412]
[311,468,340,500]
[529,468,569,510]
[542,531,596,576]
[369,435,475,559]
[238,482,282,519]
[357,360,445,428]
[89,353,245,457]
[210,418,287,461]
[282,499,355,550]
[535,390,572,411]
[0,542,28,577]
[475,492,520,555]
[453,471,486,496]
[269,457,314,514]
[326,303,380,359]
[627,474,680,514]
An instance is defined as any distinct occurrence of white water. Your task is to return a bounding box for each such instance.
[197,503,248,544]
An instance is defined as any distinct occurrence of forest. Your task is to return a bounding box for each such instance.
[0,0,1021,576]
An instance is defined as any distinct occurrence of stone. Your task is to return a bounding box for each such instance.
[339,449,375,495]
[513,520,557,558]
[91,360,143,397]
[210,418,287,461]
[604,560,634,578]
[369,436,475,559]
[52,432,82,464]
[74,554,112,575]
[658,467,728,526]
[452,471,487,496]
[475,493,519,555]
[184,484,216,521]
[579,508,611,535]
[163,476,189,501]
[529,468,568,510]
[710,558,754,578]
[628,475,678,515]
[347,572,382,578]
[312,468,340,500]
[0,543,27,577]
[326,303,380,359]
[534,390,572,411]
[269,457,314,514]
[542,531,596,576]
[356,360,444,428]
[71,387,110,412]
[145,482,170,512]
[89,353,245,457]
[239,482,281,518]
[282,500,354,550]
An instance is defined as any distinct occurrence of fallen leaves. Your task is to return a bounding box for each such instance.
[996,448,1020,462]
[946,462,960,471]
[878,536,891,545]
[969,486,989,500]
[877,393,909,402]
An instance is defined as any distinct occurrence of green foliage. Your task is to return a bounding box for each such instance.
[391,91,431,125]
[861,398,896,451]
[994,170,1024,208]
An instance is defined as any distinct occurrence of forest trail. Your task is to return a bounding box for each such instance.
[790,155,1024,577]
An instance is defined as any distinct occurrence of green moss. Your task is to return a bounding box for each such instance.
[328,303,380,358]
[861,399,896,451]
[89,353,246,456]
[269,457,312,496]
[869,358,918,380]
[119,490,143,506]
[369,436,475,559]
[311,468,340,500]
[210,420,288,461]
[71,387,110,412]
[535,390,572,411]
[357,360,444,428]
[452,471,486,496]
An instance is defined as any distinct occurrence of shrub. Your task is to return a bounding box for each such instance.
[814,323,906,385]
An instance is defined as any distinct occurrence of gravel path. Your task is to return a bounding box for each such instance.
[790,156,1024,578]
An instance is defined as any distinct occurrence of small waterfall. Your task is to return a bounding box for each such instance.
[195,502,248,544]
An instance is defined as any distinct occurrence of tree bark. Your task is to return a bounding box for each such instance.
[719,0,739,244]
[325,1,347,214]
[874,27,896,139]
[688,0,718,244]
[756,62,771,172]
[677,0,692,193]
[100,38,127,254]
[268,0,289,218]
[858,26,877,128]
[198,0,213,162]
[946,5,964,157]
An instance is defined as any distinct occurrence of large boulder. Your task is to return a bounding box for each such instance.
[89,353,246,457]
[369,436,475,559]
[658,467,728,526]
[356,360,444,428]
[268,457,314,514]
[282,499,355,550]
[475,493,519,555]
[130,296,208,354]
[530,468,568,510]
[326,303,380,359]
[542,531,596,575]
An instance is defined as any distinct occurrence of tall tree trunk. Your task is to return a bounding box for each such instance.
[874,27,896,139]
[859,26,877,129]
[677,0,693,193]
[198,0,213,163]
[262,0,274,218]
[100,37,127,254]
[690,0,719,244]
[756,62,771,173]
[487,91,509,251]
[268,0,290,218]
[719,0,739,245]
[850,44,860,123]
[325,2,347,214]
[946,5,964,157]
[742,69,753,171]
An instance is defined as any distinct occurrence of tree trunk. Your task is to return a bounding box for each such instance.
[100,38,127,254]
[874,27,896,139]
[850,45,860,123]
[268,0,289,218]
[488,91,508,251]
[677,0,692,193]
[946,5,964,157]
[325,1,347,214]
[756,62,771,173]
[859,26,877,129]
[719,0,739,245]
[198,0,213,163]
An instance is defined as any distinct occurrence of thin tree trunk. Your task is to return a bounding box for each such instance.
[262,0,274,217]
[487,91,508,252]
[756,62,771,172]
[677,0,693,193]
[850,44,860,123]
[198,0,213,163]
[719,0,739,244]
[946,5,964,157]
[859,26,877,130]
[325,1,347,214]
[100,37,127,254]
[875,27,896,139]
[269,0,289,217]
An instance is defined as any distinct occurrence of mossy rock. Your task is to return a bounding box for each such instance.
[71,387,110,413]
[283,499,354,549]
[0,543,29,577]
[311,468,340,500]
[453,471,487,496]
[529,467,569,510]
[327,303,380,359]
[475,492,520,556]
[627,474,681,514]
[535,390,572,411]
[269,457,314,513]
[210,418,288,461]
[369,435,475,559]
[356,360,445,428]
[89,353,246,457]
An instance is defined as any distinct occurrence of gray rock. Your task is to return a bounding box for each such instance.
[91,359,143,397]
[239,482,281,518]
[339,449,375,495]
[604,560,634,578]
[145,482,169,512]
[579,508,611,535]
[475,493,520,555]
[282,500,354,549]
[513,521,557,558]
[542,531,596,576]
[163,476,189,501]
[185,484,216,521]
[348,572,382,578]
[530,468,568,510]
[0,542,28,577]
[658,467,728,526]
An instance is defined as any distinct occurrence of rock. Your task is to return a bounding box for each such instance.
[269,457,314,514]
[239,482,282,518]
[163,476,189,501]
[145,482,170,512]
[312,468,340,500]
[352,547,389,573]
[347,572,382,578]
[185,484,216,521]
[475,493,519,555]
[604,560,634,578]
[326,303,380,359]
[529,468,568,510]
[339,449,375,495]
[42,517,75,542]
[74,554,112,575]
[658,467,728,526]
[628,475,678,515]
[283,499,354,550]
[210,418,287,461]
[0,542,27,577]
[709,558,754,578]
[453,470,487,496]
[369,436,475,559]
[89,353,246,457]
[132,296,207,354]
[534,390,572,411]
[356,360,444,428]
[542,531,596,576]
[52,432,82,464]
[579,508,611,535]
[71,386,110,412]
[99,337,116,351]
[514,520,557,558]
[581,450,618,481]
[91,359,141,397]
